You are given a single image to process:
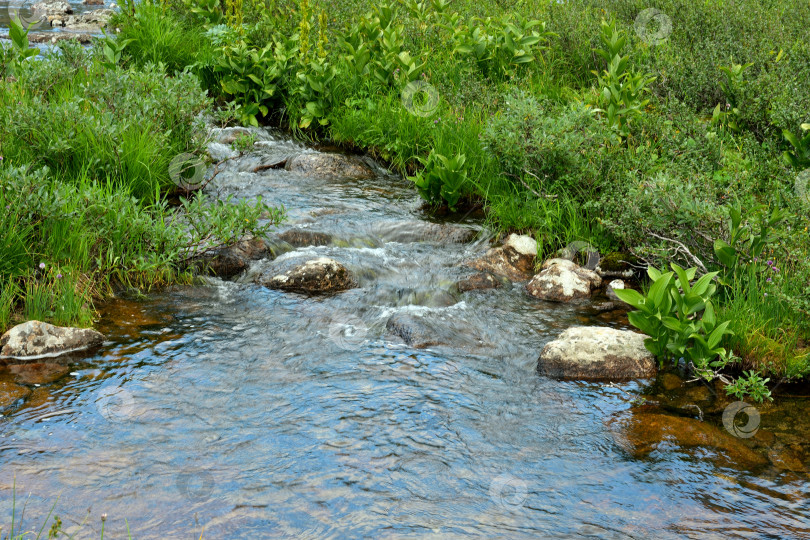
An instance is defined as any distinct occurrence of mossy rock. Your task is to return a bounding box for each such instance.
[596,252,641,278]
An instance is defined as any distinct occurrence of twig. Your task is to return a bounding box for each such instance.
[648,232,709,273]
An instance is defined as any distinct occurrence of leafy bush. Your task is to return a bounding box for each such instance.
[0,49,210,200]
[615,264,734,371]
[592,19,654,137]
[409,151,468,209]
[481,91,619,195]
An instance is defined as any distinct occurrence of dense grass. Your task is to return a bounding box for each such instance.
[0,39,281,331]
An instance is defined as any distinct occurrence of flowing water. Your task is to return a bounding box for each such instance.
[1,127,809,539]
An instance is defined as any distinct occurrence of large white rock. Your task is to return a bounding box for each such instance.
[526,259,602,302]
[0,321,105,360]
[538,326,656,380]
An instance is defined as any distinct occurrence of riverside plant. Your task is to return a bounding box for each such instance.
[592,19,654,137]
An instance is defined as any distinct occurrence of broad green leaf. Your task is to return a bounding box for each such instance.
[648,272,674,309]
[612,288,644,306]
[707,320,732,349]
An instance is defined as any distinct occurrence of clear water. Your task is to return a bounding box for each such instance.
[1,127,808,539]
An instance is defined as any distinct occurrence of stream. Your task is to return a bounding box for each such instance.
[1,126,809,539]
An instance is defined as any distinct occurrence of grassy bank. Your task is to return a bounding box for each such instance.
[0,28,282,332]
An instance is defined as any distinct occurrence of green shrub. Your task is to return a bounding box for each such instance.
[481,90,619,195]
[0,51,210,200]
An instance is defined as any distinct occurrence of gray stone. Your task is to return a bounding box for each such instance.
[526,259,601,302]
[259,257,355,294]
[538,326,656,380]
[189,235,270,278]
[0,321,105,360]
[606,279,626,302]
[207,142,239,161]
[464,233,537,281]
[32,0,71,15]
[285,153,374,179]
[385,313,441,349]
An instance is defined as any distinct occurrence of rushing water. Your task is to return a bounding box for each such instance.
[1,127,809,539]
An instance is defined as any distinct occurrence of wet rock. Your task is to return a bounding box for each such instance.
[538,326,655,380]
[84,0,104,5]
[0,321,105,360]
[655,377,737,417]
[260,257,355,294]
[375,221,477,244]
[250,155,289,173]
[385,313,441,349]
[0,381,31,412]
[596,252,640,279]
[394,287,458,308]
[52,8,113,30]
[8,362,70,385]
[659,372,684,391]
[33,0,71,14]
[285,153,374,179]
[277,229,333,247]
[19,32,94,44]
[189,235,270,278]
[464,234,537,281]
[526,259,602,303]
[606,279,626,302]
[589,301,617,313]
[610,411,769,468]
[456,272,506,293]
[207,142,239,161]
[766,446,806,472]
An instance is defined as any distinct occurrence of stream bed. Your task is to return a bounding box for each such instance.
[1,127,809,539]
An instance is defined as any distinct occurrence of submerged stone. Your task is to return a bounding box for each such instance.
[0,381,30,412]
[385,313,442,349]
[610,411,769,469]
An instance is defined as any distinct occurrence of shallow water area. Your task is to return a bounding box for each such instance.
[1,127,809,539]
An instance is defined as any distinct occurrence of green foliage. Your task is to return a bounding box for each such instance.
[783,123,810,169]
[711,62,753,133]
[215,38,293,126]
[725,371,773,403]
[615,264,734,374]
[481,91,618,194]
[0,49,210,200]
[114,2,214,73]
[449,13,554,79]
[100,33,134,70]
[592,20,654,137]
[294,56,337,128]
[713,202,785,288]
[409,151,468,209]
